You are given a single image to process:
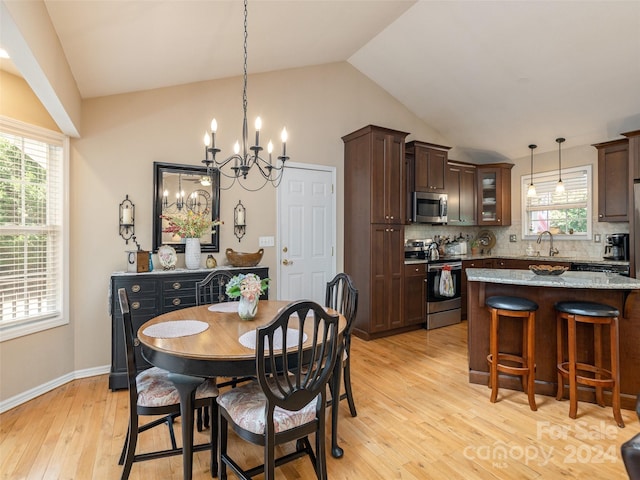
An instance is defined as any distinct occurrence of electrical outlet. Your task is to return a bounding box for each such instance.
[509,234,517,242]
[258,236,275,247]
[594,234,601,243]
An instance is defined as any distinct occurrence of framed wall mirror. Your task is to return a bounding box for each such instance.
[153,162,220,253]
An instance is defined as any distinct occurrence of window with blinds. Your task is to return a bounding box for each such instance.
[0,117,67,340]
[521,165,592,240]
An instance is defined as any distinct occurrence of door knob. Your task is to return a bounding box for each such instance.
[282,259,293,265]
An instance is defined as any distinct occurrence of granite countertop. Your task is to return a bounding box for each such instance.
[465,268,640,289]
[405,254,629,266]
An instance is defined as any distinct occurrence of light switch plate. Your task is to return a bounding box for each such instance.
[509,234,517,242]
[594,234,601,243]
[259,236,275,247]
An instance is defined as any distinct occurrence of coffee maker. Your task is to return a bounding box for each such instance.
[603,233,629,261]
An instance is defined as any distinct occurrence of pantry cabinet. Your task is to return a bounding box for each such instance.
[343,125,412,339]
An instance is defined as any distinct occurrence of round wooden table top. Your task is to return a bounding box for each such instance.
[138,299,346,362]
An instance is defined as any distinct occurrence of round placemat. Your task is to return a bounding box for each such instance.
[142,320,209,338]
[208,301,240,313]
[238,328,307,350]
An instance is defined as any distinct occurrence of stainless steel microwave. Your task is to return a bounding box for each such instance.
[412,191,448,224]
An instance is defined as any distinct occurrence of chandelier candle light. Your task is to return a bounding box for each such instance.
[202,0,289,191]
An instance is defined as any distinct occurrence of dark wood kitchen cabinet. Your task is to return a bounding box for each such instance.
[477,163,513,226]
[593,138,629,222]
[406,141,450,194]
[109,266,268,390]
[404,263,426,325]
[447,160,477,225]
[461,259,493,319]
[343,125,412,339]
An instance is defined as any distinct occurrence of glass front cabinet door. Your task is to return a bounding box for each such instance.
[477,163,513,226]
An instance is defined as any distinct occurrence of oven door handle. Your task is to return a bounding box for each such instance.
[428,263,462,272]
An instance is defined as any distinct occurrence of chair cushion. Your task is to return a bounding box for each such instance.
[217,381,318,435]
[554,301,619,317]
[136,367,218,408]
[486,296,538,312]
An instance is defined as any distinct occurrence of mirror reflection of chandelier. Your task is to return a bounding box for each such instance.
[202,0,288,192]
[162,174,210,214]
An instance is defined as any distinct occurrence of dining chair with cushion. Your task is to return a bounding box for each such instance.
[195,270,234,306]
[117,288,218,480]
[217,300,340,480]
[195,269,251,431]
[325,272,358,417]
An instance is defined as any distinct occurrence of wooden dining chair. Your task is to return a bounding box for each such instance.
[217,300,340,480]
[195,269,251,431]
[117,288,218,480]
[325,273,359,417]
[195,270,234,306]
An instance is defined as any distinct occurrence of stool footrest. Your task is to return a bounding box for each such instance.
[488,353,532,376]
[557,362,615,387]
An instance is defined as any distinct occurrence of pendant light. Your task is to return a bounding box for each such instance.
[555,137,566,194]
[527,144,537,197]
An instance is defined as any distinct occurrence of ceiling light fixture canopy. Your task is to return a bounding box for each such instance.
[201,0,288,191]
[527,144,537,198]
[555,137,565,194]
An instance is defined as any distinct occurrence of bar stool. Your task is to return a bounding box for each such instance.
[555,301,624,428]
[486,295,538,411]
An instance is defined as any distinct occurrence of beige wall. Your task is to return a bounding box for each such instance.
[1,60,447,403]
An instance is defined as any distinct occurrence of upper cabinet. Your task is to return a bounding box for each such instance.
[405,141,450,194]
[343,125,409,225]
[447,160,477,225]
[593,138,628,222]
[477,163,513,226]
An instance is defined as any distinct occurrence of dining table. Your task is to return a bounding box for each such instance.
[137,299,347,480]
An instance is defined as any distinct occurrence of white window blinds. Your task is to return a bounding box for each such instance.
[0,118,65,336]
[522,165,592,239]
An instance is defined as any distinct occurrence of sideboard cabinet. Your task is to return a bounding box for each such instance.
[109,266,268,390]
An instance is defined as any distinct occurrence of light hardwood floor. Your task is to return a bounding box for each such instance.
[1,321,638,479]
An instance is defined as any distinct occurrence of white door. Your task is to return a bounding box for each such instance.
[277,163,336,303]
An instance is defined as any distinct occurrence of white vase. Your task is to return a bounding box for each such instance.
[238,296,259,320]
[184,237,201,270]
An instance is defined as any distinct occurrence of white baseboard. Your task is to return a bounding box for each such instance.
[0,365,111,414]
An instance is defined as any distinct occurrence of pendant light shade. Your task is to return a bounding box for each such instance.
[555,137,566,194]
[527,144,537,197]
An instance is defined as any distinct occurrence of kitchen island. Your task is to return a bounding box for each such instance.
[466,268,640,410]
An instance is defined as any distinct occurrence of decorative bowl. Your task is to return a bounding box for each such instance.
[225,248,264,267]
[529,265,568,276]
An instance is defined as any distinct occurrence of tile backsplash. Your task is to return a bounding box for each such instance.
[405,217,629,261]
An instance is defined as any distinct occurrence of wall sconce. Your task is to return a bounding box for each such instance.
[234,200,246,242]
[119,195,135,244]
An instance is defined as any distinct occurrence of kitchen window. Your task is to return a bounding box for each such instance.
[521,165,592,240]
[0,116,69,341]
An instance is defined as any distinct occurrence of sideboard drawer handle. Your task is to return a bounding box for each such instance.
[172,298,181,306]
[172,282,182,290]
[131,284,141,293]
[131,301,141,310]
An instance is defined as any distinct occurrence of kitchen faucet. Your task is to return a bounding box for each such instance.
[537,230,559,257]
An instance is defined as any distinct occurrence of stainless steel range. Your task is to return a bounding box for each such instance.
[425,258,462,329]
[404,240,462,329]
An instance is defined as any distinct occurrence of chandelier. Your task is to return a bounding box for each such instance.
[202,0,288,191]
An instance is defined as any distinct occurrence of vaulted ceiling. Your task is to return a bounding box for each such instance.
[2,0,639,161]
